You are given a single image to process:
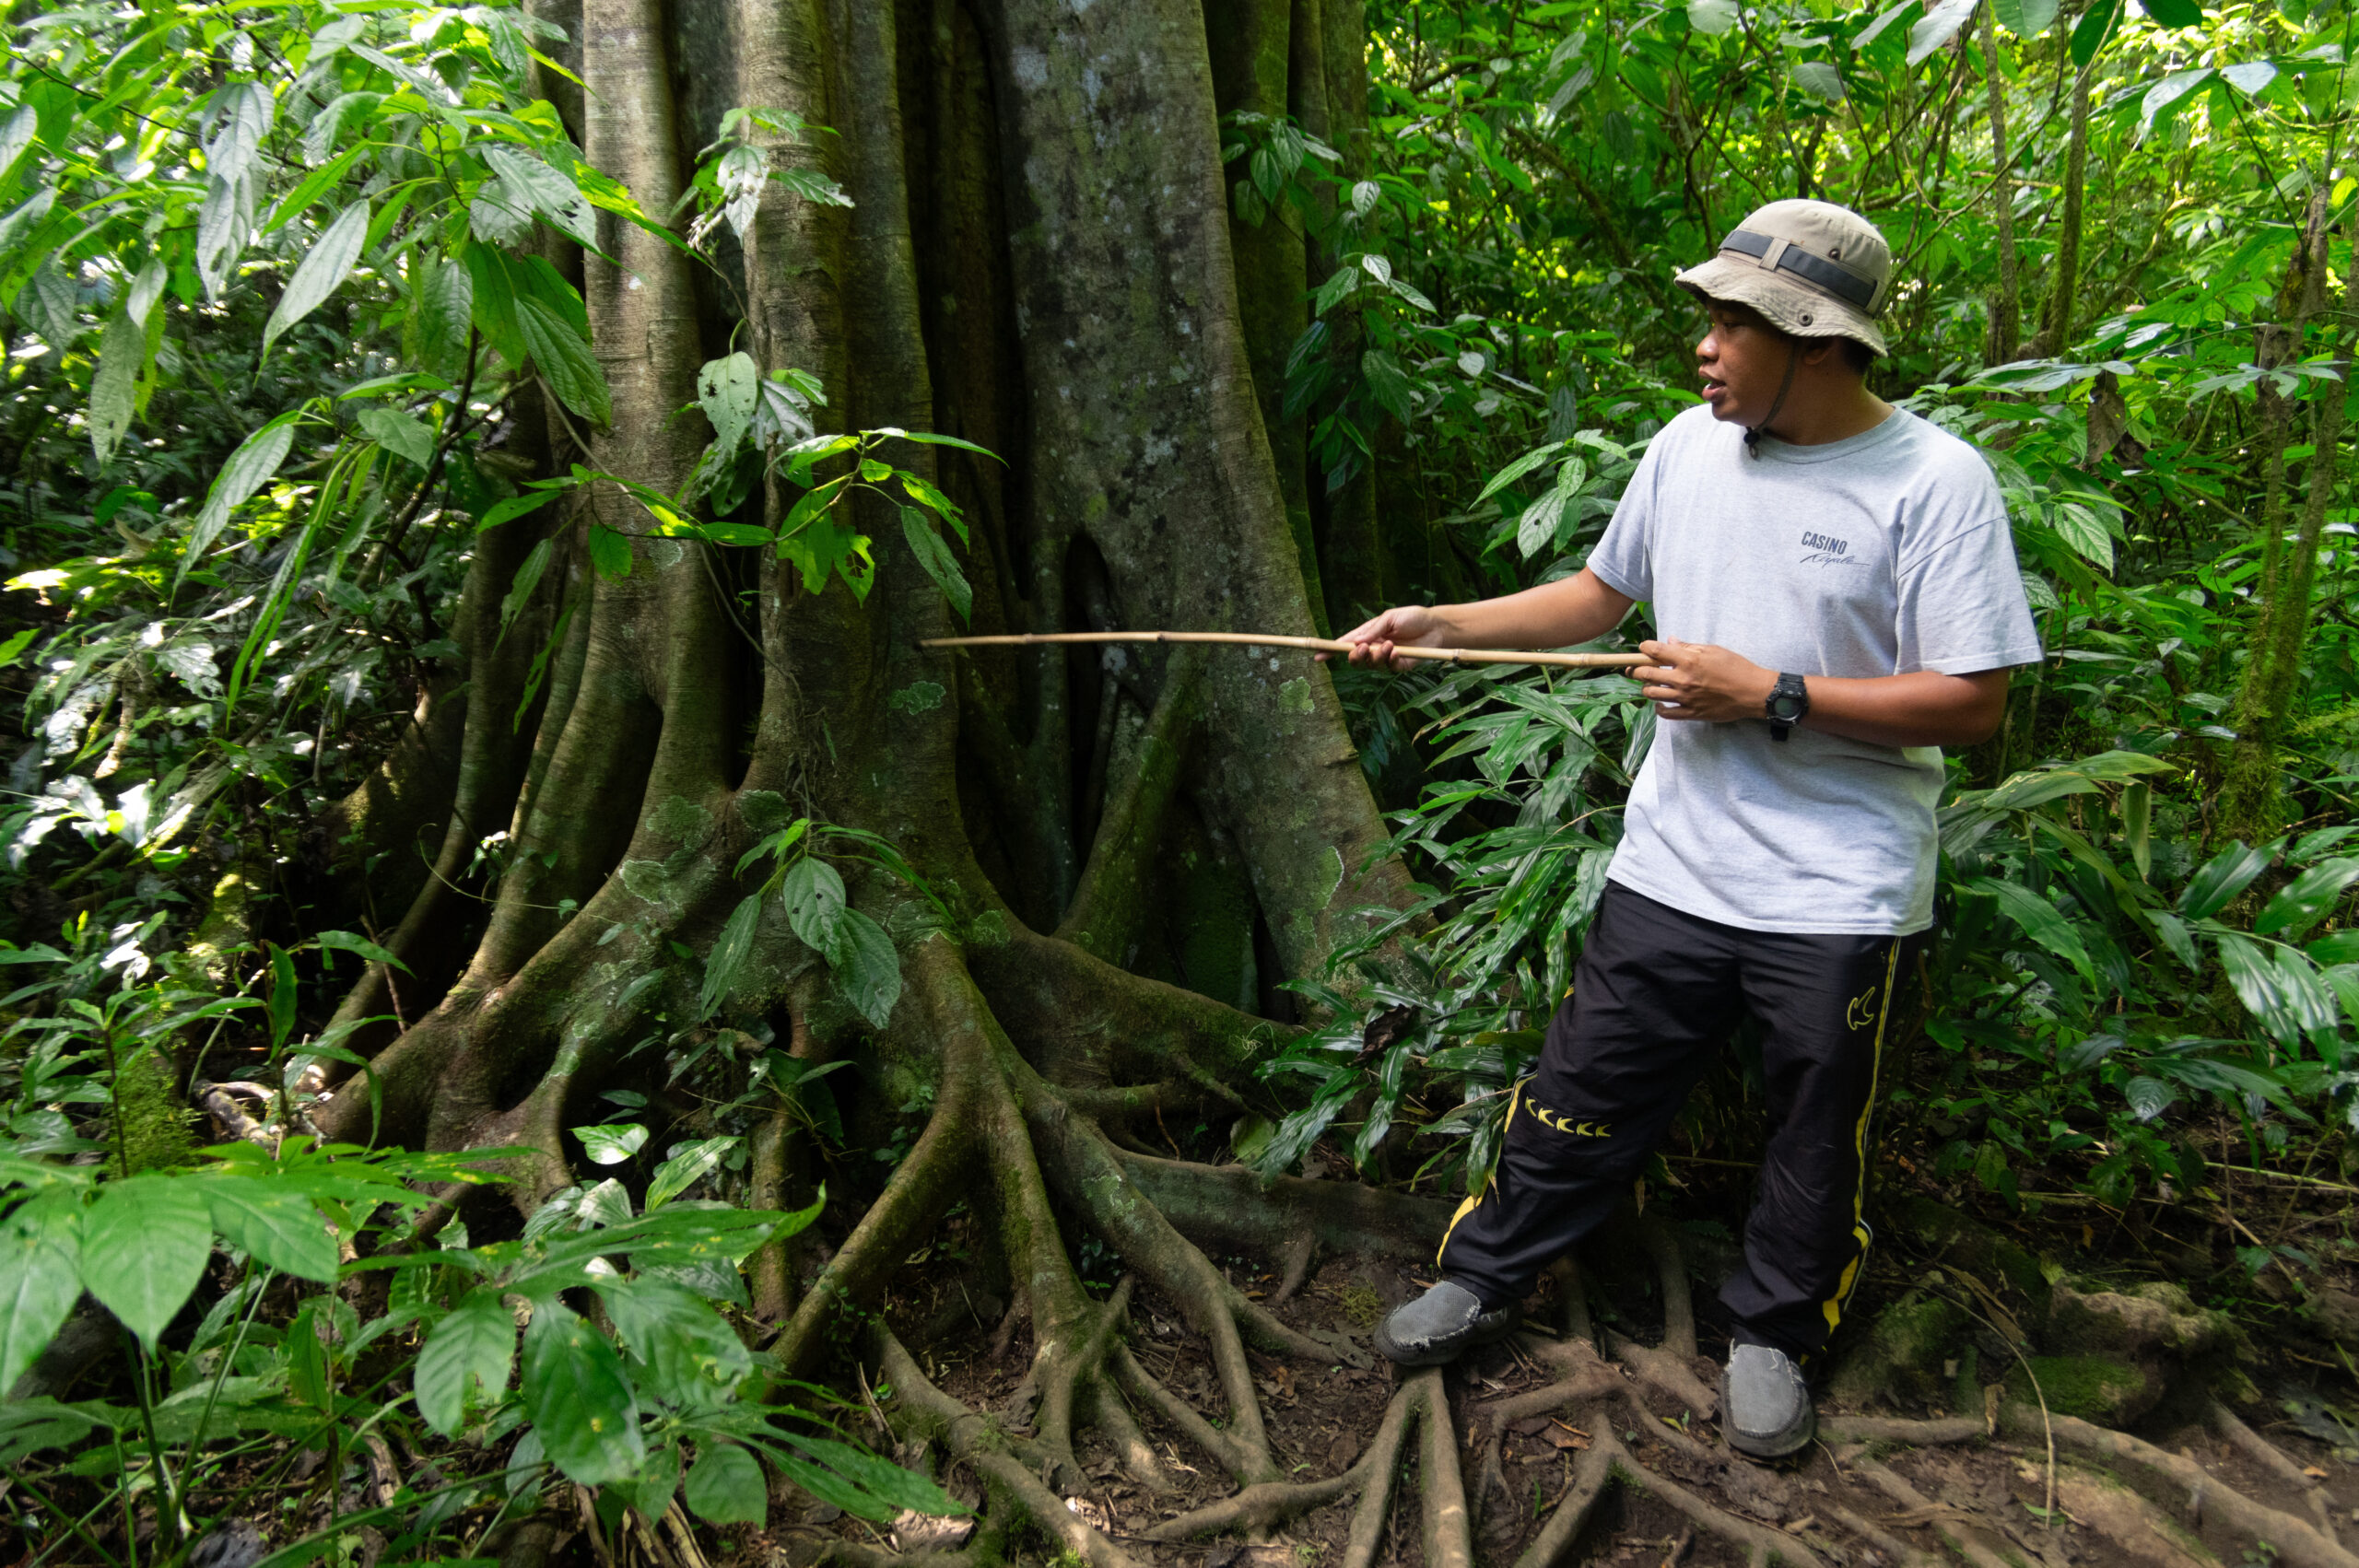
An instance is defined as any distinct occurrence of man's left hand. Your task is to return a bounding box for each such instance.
[1634,639,1778,724]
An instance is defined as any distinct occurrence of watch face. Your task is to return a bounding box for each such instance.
[1769,694,1804,720]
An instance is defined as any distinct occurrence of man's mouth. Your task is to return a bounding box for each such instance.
[1701,376,1728,398]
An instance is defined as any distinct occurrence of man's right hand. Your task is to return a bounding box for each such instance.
[1328,605,1449,672]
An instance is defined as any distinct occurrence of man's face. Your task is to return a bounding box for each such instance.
[1695,302,1794,427]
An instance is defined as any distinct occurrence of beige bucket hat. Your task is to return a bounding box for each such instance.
[1673,199,1892,357]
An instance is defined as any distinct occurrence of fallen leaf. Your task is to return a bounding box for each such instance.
[2306,1466,2330,1479]
[1784,1515,1817,1535]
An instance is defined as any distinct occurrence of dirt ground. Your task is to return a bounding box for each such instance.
[731,1223,2359,1568]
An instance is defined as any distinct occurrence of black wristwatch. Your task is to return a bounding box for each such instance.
[1766,672,1809,743]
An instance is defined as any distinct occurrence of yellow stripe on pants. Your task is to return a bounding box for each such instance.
[1819,938,1904,1340]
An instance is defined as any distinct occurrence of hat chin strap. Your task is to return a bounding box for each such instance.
[1743,342,1802,457]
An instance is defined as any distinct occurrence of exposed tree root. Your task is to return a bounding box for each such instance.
[1853,1457,2018,1568]
[1819,1414,1987,1445]
[2022,1409,2359,1568]
[2212,1396,2341,1539]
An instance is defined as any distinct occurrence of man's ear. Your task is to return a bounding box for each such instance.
[1796,337,1844,369]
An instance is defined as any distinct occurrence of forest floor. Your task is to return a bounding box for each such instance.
[727,1147,2359,1568]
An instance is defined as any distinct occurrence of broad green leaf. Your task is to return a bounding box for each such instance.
[1473,441,1565,508]
[484,146,598,247]
[417,1289,517,1437]
[1516,493,1567,560]
[2219,935,2297,1041]
[576,1123,649,1165]
[79,1176,212,1351]
[1993,0,2060,30]
[588,523,634,579]
[2256,858,2359,941]
[1685,0,1738,30]
[2048,502,2114,571]
[203,1176,336,1281]
[685,1444,768,1525]
[202,82,276,188]
[411,257,475,383]
[1907,0,1976,65]
[2124,1075,2175,1121]
[88,308,144,463]
[481,487,567,532]
[2119,780,2152,881]
[2137,0,2201,26]
[645,1137,737,1211]
[2140,68,2214,133]
[521,1302,643,1484]
[182,414,302,591]
[781,856,847,954]
[0,1199,81,1394]
[827,907,901,1028]
[517,295,611,425]
[899,508,971,623]
[2152,911,2198,971]
[698,351,759,455]
[2219,62,2276,96]
[595,1275,752,1405]
[263,144,368,233]
[773,1431,968,1520]
[699,894,763,1020]
[1975,879,2095,984]
[2071,0,2122,65]
[2180,841,2271,920]
[195,171,260,300]
[358,405,437,468]
[1792,61,1845,102]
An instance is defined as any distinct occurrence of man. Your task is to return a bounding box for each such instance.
[1338,200,2041,1459]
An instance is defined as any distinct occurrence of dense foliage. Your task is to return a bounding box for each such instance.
[4,0,2359,1560]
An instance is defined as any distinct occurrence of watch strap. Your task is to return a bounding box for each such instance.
[1766,672,1809,743]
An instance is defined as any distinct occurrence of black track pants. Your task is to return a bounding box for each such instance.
[1436,883,1927,1364]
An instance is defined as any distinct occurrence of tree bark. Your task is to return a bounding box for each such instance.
[1978,4,2021,366]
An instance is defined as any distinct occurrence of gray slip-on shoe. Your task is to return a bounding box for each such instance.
[1721,1343,1815,1459]
[1374,1281,1520,1367]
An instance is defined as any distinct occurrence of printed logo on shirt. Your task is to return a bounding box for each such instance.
[1800,530,1867,568]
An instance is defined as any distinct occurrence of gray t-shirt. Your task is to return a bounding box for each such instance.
[1586,404,2042,935]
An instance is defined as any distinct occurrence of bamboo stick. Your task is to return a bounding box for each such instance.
[918,631,1647,671]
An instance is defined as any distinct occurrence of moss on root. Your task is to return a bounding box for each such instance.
[111,1047,196,1173]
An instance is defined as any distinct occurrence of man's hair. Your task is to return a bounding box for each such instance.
[1836,337,1877,376]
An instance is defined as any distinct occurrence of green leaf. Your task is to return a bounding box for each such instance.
[2257,858,2359,941]
[2137,0,2202,26]
[686,1444,769,1525]
[417,1289,517,1438]
[2119,780,2152,881]
[521,1301,643,1484]
[202,1176,336,1281]
[2124,1075,2175,1121]
[1473,441,1566,508]
[595,1275,752,1404]
[517,295,611,425]
[315,929,411,971]
[827,907,901,1028]
[263,143,370,233]
[772,1432,968,1521]
[1792,61,1845,102]
[1685,0,1738,32]
[79,1176,212,1352]
[646,1137,737,1211]
[1515,493,1567,560]
[481,486,567,532]
[899,509,971,623]
[699,894,763,1020]
[2219,935,2298,1041]
[588,523,634,579]
[484,146,598,247]
[358,405,437,468]
[2180,841,2271,920]
[181,413,302,591]
[698,351,759,456]
[263,202,370,357]
[1993,0,2060,29]
[411,257,474,383]
[2140,67,2215,133]
[781,856,847,954]
[0,1199,81,1394]
[867,427,1005,462]
[1907,0,1976,65]
[576,1123,649,1165]
[1974,879,2095,984]
[500,538,555,643]
[88,307,145,464]
[2071,0,2123,65]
